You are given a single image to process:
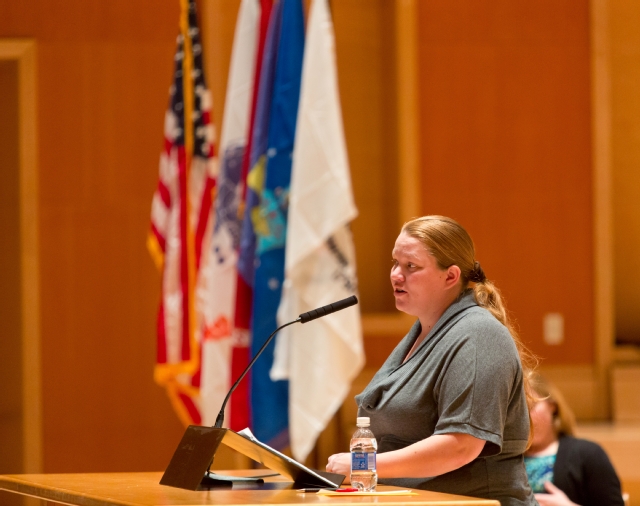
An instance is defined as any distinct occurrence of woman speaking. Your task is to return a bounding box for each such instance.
[327,216,537,505]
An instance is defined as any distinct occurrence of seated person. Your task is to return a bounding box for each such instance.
[525,374,625,506]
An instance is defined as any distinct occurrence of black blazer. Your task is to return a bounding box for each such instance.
[553,436,625,506]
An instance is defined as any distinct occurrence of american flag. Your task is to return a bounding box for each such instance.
[148,0,216,426]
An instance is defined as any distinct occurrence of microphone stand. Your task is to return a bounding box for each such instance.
[160,295,358,491]
[202,318,300,484]
[214,318,300,429]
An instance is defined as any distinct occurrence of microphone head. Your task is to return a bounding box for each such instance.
[335,295,358,309]
[299,295,359,324]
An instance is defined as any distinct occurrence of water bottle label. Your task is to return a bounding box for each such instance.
[351,452,376,471]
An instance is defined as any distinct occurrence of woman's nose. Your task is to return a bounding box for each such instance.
[390,265,403,281]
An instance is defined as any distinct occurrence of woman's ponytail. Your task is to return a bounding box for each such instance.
[473,277,538,448]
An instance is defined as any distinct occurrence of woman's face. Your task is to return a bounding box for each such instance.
[529,399,558,451]
[390,232,451,317]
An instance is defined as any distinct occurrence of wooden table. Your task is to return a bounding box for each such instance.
[0,470,500,506]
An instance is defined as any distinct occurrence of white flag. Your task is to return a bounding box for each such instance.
[199,0,259,426]
[274,0,365,462]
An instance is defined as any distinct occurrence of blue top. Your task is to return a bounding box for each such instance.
[524,454,556,493]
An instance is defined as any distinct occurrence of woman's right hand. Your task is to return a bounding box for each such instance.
[326,453,351,482]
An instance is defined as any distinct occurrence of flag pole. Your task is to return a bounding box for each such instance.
[179,0,199,378]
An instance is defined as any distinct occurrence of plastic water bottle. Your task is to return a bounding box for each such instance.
[350,416,377,491]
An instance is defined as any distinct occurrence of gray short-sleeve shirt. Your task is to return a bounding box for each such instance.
[356,290,537,506]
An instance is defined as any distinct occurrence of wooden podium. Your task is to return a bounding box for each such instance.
[0,470,500,505]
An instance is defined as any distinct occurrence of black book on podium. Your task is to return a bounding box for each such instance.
[160,425,345,491]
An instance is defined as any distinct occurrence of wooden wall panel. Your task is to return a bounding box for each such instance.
[0,0,187,472]
[609,0,640,345]
[332,0,399,315]
[0,60,23,483]
[201,0,241,138]
[416,1,593,365]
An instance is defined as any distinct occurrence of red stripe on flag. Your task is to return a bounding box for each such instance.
[233,273,253,331]
[150,222,166,253]
[231,273,252,431]
[195,175,215,269]
[157,302,167,364]
[191,352,202,389]
[229,345,250,431]
[164,137,173,155]
[177,146,191,362]
[157,179,171,208]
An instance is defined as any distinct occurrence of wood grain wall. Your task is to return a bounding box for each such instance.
[0,60,22,479]
[0,0,187,473]
[333,1,399,315]
[0,0,602,475]
[416,0,593,365]
[610,0,640,346]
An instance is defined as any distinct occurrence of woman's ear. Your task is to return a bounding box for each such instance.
[445,264,461,288]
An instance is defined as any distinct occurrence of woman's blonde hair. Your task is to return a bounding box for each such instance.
[530,373,576,437]
[402,215,538,439]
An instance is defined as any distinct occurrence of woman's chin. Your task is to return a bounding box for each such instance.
[394,300,414,315]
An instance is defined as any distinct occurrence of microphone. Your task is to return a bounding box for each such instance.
[213,294,359,428]
[298,295,358,323]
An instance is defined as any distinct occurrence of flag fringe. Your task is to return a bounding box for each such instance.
[147,232,165,271]
[153,359,200,384]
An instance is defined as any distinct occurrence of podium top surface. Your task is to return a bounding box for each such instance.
[0,470,500,506]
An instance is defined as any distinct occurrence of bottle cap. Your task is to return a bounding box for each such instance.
[356,416,370,426]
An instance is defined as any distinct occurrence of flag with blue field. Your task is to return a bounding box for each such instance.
[236,0,281,441]
[250,0,305,449]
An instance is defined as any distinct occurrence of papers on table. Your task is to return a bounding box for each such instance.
[316,489,419,497]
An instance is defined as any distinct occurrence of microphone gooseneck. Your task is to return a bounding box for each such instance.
[213,294,358,429]
[213,318,300,428]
